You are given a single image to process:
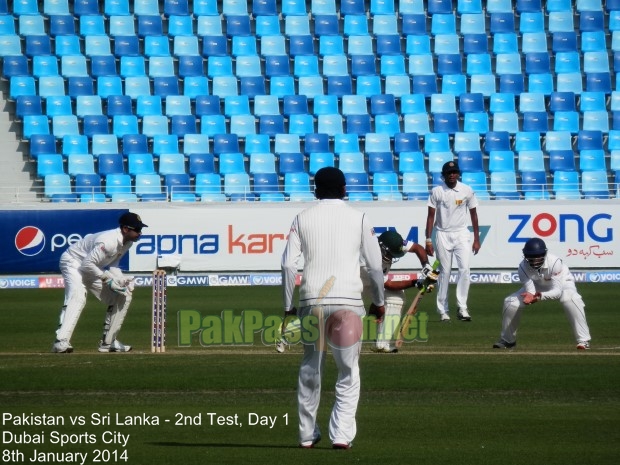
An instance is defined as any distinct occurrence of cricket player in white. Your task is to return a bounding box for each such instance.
[282,167,385,449]
[361,230,437,353]
[52,212,147,353]
[425,161,480,322]
[494,237,592,350]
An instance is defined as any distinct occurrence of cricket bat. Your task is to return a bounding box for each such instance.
[395,259,440,349]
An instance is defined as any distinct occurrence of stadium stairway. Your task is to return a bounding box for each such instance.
[0,79,37,202]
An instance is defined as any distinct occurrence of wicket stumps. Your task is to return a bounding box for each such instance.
[151,270,167,353]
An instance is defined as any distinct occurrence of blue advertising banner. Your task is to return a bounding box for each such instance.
[0,210,127,274]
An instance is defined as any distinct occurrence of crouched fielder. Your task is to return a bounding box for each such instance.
[52,212,147,353]
[362,230,438,353]
[493,237,591,351]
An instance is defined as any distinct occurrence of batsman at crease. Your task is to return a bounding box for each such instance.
[362,230,439,353]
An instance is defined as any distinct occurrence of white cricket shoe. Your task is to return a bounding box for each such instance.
[440,313,451,322]
[372,343,398,353]
[576,341,590,350]
[52,339,73,353]
[98,339,132,353]
[457,308,472,322]
[275,339,288,353]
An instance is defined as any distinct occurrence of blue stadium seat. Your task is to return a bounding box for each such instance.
[398,150,425,174]
[128,152,156,176]
[516,132,542,153]
[373,171,401,199]
[108,119,137,144]
[98,153,124,176]
[527,73,554,95]
[319,35,344,56]
[37,153,65,179]
[346,114,372,136]
[579,150,606,172]
[188,153,215,176]
[582,111,609,133]
[490,171,520,199]
[334,134,360,154]
[484,131,511,153]
[308,152,334,175]
[368,152,394,173]
[520,170,550,200]
[170,115,197,137]
[553,112,580,133]
[553,170,581,199]
[326,76,353,97]
[245,134,271,155]
[183,133,210,155]
[158,152,187,176]
[344,172,370,194]
[195,172,224,199]
[113,35,140,57]
[284,15,310,36]
[522,112,549,132]
[252,172,280,196]
[274,134,301,154]
[15,95,42,119]
[403,113,430,136]
[44,173,74,200]
[122,134,148,155]
[36,95,64,121]
[259,114,285,136]
[213,133,240,155]
[581,170,610,199]
[518,150,545,172]
[462,34,488,54]
[284,172,311,196]
[552,31,577,53]
[112,115,139,137]
[428,150,454,174]
[549,150,576,172]
[461,171,491,199]
[432,113,459,134]
[289,114,315,135]
[29,133,57,160]
[228,114,256,137]
[550,92,577,112]
[317,114,344,136]
[248,152,276,174]
[488,149,515,172]
[460,13,485,35]
[338,151,365,173]
[577,130,604,151]
[44,0,70,15]
[343,15,368,36]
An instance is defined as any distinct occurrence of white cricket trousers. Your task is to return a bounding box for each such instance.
[500,285,591,344]
[56,254,130,343]
[434,229,472,314]
[297,304,364,446]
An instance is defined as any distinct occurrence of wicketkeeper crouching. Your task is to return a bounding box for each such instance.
[52,212,146,354]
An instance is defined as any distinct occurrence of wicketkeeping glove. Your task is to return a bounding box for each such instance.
[102,271,128,296]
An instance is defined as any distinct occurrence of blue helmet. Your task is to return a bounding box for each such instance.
[522,238,547,269]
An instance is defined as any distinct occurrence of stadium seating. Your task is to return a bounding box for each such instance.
[4,0,617,202]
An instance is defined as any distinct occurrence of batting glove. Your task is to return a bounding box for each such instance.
[102,271,128,296]
[421,263,434,278]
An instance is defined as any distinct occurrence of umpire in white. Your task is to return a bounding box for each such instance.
[52,212,146,353]
[281,167,385,449]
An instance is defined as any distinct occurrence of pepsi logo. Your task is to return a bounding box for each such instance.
[15,226,46,256]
